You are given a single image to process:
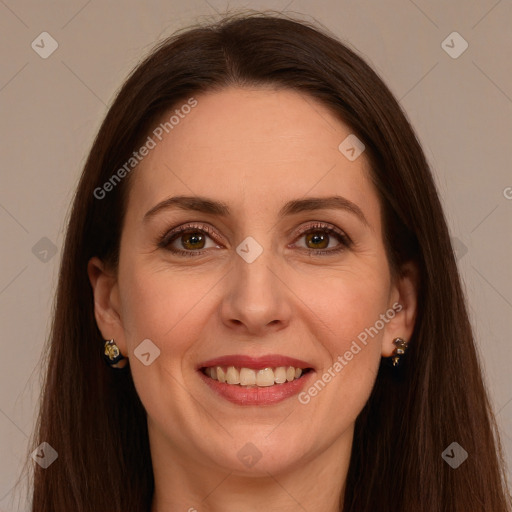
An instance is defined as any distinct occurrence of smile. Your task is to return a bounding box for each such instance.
[201,365,312,387]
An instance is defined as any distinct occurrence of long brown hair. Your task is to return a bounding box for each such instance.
[21,12,511,511]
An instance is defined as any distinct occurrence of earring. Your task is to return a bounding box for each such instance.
[103,339,128,369]
[391,337,408,367]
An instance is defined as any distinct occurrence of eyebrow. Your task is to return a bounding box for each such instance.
[143,194,369,227]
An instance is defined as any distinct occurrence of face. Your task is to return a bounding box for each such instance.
[90,87,416,479]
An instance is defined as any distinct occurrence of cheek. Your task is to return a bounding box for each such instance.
[117,261,220,352]
[296,264,390,352]
[116,262,217,421]
[295,263,390,412]
[321,282,387,376]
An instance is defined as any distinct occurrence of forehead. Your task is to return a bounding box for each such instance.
[127,87,379,224]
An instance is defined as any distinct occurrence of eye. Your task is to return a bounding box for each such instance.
[158,223,222,256]
[292,222,351,255]
[157,221,351,257]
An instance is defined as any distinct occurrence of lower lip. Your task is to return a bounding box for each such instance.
[198,369,315,406]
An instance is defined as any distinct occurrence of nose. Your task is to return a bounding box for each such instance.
[219,251,292,337]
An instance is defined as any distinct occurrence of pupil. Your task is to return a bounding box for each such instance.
[183,232,204,249]
[307,231,328,249]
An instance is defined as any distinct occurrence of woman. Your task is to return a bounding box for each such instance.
[25,12,511,512]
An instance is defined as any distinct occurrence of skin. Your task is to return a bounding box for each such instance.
[88,87,418,512]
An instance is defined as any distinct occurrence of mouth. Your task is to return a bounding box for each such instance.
[196,355,316,405]
[200,365,313,387]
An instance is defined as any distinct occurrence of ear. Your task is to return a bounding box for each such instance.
[87,257,127,356]
[381,261,419,357]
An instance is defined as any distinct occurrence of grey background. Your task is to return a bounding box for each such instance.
[1,0,511,509]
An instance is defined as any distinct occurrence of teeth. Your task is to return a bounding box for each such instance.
[256,368,275,387]
[217,367,226,383]
[226,366,240,385]
[204,365,308,387]
[274,366,287,384]
[239,368,256,386]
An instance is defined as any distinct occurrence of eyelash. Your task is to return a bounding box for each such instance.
[157,221,352,257]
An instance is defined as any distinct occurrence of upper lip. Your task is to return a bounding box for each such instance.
[197,354,314,371]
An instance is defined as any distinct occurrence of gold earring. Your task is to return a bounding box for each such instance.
[391,337,408,367]
[103,339,128,369]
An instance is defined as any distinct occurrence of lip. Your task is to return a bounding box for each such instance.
[196,354,314,371]
[198,368,315,406]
